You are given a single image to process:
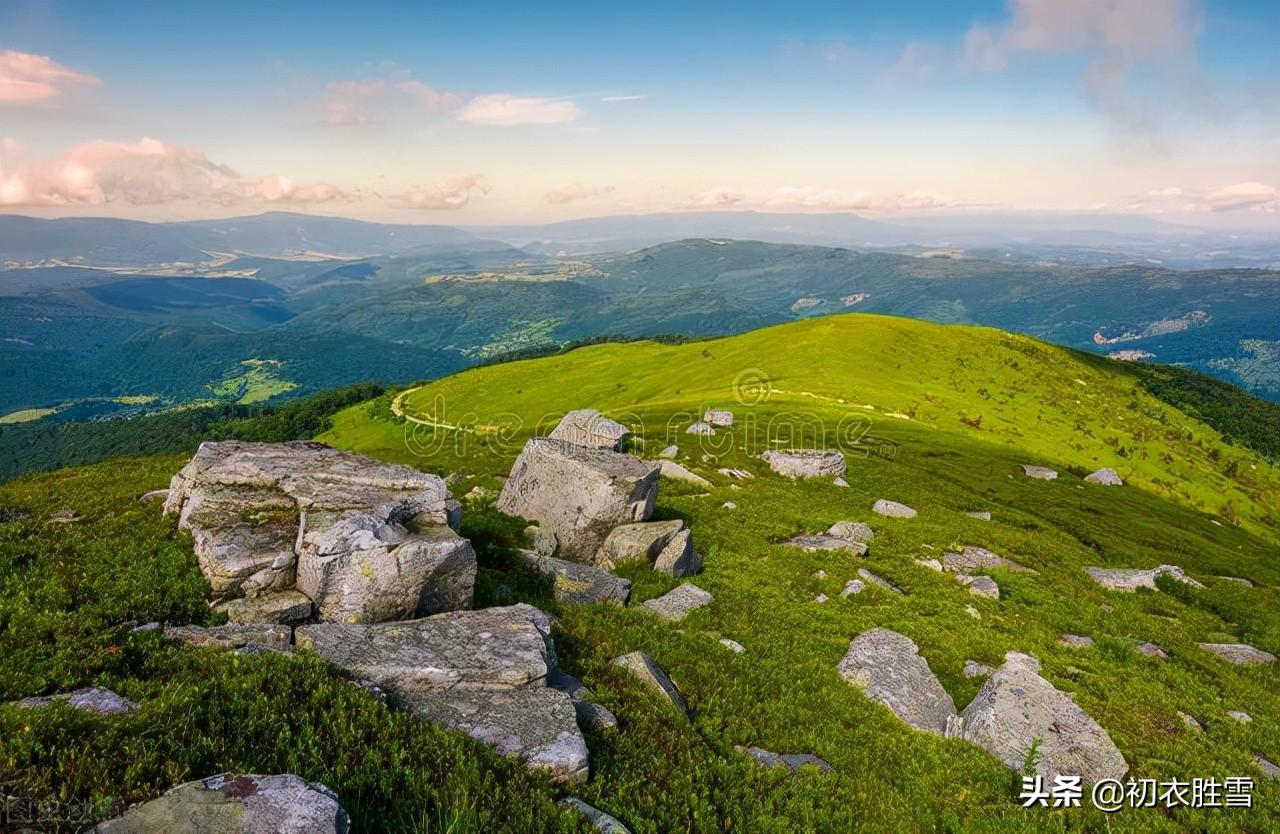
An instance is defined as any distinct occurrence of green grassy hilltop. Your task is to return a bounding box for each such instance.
[2,314,1278,832]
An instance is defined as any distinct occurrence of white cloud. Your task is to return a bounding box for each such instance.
[600,94,647,102]
[764,185,957,212]
[457,95,582,126]
[324,72,458,125]
[383,175,489,210]
[0,50,100,103]
[0,137,350,206]
[678,189,746,209]
[1136,181,1277,212]
[881,42,940,86]
[544,182,616,204]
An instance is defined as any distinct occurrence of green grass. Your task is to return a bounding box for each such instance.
[3,313,1279,832]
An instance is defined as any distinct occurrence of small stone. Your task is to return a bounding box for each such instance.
[658,445,679,459]
[1228,710,1252,723]
[965,605,981,619]
[1179,712,1202,732]
[965,511,992,521]
[1059,634,1094,648]
[703,409,734,427]
[722,501,737,510]
[639,583,712,621]
[560,798,632,833]
[958,574,1000,599]
[826,521,875,544]
[963,660,993,679]
[872,499,916,519]
[736,745,833,773]
[1135,642,1167,659]
[841,579,865,597]
[1255,756,1280,780]
[659,460,712,488]
[856,568,903,595]
[47,509,82,523]
[814,569,827,578]
[1198,642,1276,665]
[814,593,829,603]
[611,650,687,714]
[519,552,632,605]
[719,638,745,653]
[717,467,753,480]
[686,421,715,436]
[1084,468,1123,486]
[18,687,138,715]
[1021,464,1058,480]
[574,700,619,732]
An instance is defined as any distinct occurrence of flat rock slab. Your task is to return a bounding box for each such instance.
[612,650,687,714]
[597,520,684,569]
[956,651,1127,783]
[560,798,632,834]
[18,687,137,715]
[215,590,313,625]
[397,686,588,784]
[762,449,846,479]
[639,583,712,621]
[496,438,659,561]
[703,410,735,427]
[1021,465,1058,480]
[1086,564,1204,592]
[520,551,632,605]
[548,409,630,450]
[1198,642,1276,665]
[659,460,712,488]
[165,624,292,654]
[872,499,916,519]
[785,534,867,556]
[827,521,874,544]
[1084,468,1124,486]
[957,574,1000,599]
[839,629,956,734]
[737,745,833,773]
[90,773,349,834]
[1059,634,1094,648]
[943,546,1033,574]
[857,568,903,595]
[297,604,552,692]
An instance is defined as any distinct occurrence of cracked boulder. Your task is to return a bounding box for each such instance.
[497,438,659,561]
[955,651,1127,783]
[548,409,631,451]
[838,629,956,734]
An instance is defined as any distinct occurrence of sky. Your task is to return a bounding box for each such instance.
[0,0,1278,224]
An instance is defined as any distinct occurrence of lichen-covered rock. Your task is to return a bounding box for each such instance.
[703,409,734,427]
[90,773,349,834]
[1198,642,1276,665]
[872,499,916,519]
[955,651,1127,783]
[736,745,833,773]
[520,551,632,605]
[164,624,293,654]
[963,660,993,679]
[653,528,702,577]
[548,409,631,450]
[639,583,712,621]
[943,546,1033,574]
[215,590,313,625]
[163,441,473,623]
[496,438,659,561]
[785,534,867,556]
[762,449,845,479]
[611,650,687,714]
[597,520,684,569]
[560,798,632,833]
[827,521,875,544]
[1021,465,1058,480]
[838,629,956,734]
[18,687,138,715]
[1084,468,1123,486]
[1086,564,1204,592]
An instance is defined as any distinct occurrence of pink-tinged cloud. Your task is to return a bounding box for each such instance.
[544,182,616,204]
[383,175,489,210]
[457,95,582,126]
[0,50,100,103]
[764,186,957,212]
[0,137,350,206]
[678,189,746,209]
[324,73,459,125]
[1131,181,1277,213]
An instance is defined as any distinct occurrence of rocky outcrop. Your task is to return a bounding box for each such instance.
[762,449,845,479]
[90,773,349,834]
[942,546,1033,574]
[1084,468,1123,486]
[703,409,734,427]
[214,590,313,625]
[1086,564,1203,592]
[1021,465,1058,480]
[611,650,687,714]
[955,651,1127,783]
[496,438,659,561]
[548,409,631,450]
[736,745,833,773]
[639,583,712,621]
[1198,642,1276,665]
[838,629,956,733]
[597,520,683,568]
[164,624,293,654]
[519,551,632,605]
[298,604,589,783]
[872,499,916,519]
[163,441,475,624]
[18,687,137,715]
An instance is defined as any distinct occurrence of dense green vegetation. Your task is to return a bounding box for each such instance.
[3,315,1278,832]
[0,383,384,482]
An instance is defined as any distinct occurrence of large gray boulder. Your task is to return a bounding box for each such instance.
[496,438,660,561]
[1086,564,1203,592]
[838,629,956,734]
[163,441,474,623]
[955,651,1127,783]
[298,604,589,783]
[548,409,631,451]
[762,449,846,479]
[91,773,349,834]
[1198,642,1276,665]
[653,528,702,577]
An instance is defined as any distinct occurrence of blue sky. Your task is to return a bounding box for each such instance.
[1,0,1277,222]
